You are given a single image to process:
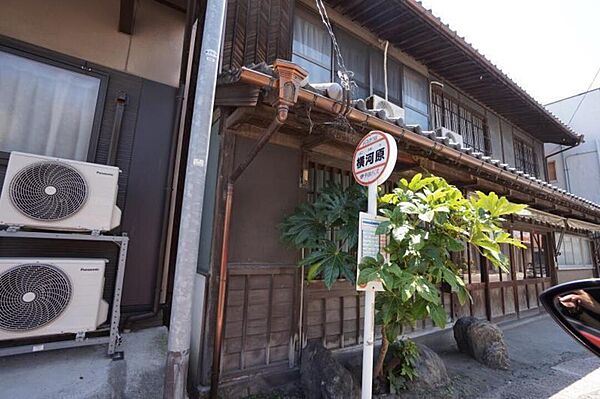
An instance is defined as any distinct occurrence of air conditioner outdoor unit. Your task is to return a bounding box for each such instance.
[0,152,121,232]
[436,127,464,147]
[366,94,405,119]
[0,258,109,340]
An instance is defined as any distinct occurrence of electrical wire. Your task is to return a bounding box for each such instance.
[567,64,600,125]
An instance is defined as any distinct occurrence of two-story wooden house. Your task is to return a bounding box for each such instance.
[189,0,600,396]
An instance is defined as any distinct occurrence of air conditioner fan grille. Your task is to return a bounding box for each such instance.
[9,162,88,221]
[0,263,72,331]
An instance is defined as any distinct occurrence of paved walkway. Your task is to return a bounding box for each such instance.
[0,327,167,399]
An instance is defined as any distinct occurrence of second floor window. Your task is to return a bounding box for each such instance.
[292,8,429,128]
[292,12,332,83]
[403,68,429,129]
[514,137,539,177]
[431,87,490,155]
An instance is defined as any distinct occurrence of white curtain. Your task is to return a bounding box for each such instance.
[0,51,100,161]
[292,13,332,83]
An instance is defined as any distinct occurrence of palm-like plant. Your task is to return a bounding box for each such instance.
[280,183,366,288]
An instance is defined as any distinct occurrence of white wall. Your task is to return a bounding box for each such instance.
[546,88,600,203]
[0,0,185,87]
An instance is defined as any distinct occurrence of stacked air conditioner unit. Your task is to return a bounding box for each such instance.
[0,152,122,342]
[436,127,464,147]
[0,258,109,339]
[0,152,121,232]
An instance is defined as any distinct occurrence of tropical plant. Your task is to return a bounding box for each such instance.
[280,183,366,287]
[358,173,528,381]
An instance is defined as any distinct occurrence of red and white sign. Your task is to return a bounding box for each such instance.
[352,131,397,186]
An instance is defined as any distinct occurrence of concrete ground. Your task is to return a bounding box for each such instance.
[0,327,167,399]
[2,316,600,399]
[434,315,600,399]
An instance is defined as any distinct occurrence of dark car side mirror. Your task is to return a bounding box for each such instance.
[540,279,600,357]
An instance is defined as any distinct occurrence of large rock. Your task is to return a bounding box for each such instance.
[300,341,360,399]
[403,343,449,391]
[453,317,510,370]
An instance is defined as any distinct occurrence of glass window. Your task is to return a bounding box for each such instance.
[371,51,401,104]
[547,160,557,181]
[514,137,539,177]
[403,68,429,128]
[292,12,332,84]
[431,87,491,154]
[337,31,370,99]
[0,50,100,161]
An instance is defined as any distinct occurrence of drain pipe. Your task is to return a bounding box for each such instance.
[210,60,307,399]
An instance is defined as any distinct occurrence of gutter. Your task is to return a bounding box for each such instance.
[234,66,600,222]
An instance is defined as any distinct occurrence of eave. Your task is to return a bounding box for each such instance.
[323,0,581,146]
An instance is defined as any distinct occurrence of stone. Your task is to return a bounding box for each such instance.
[403,343,450,391]
[453,317,510,370]
[300,341,360,399]
[453,316,478,356]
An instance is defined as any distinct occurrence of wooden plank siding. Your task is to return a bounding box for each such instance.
[221,0,294,71]
[213,137,557,379]
[221,264,300,377]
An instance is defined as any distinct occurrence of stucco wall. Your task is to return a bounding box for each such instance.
[0,0,185,87]
[546,89,600,202]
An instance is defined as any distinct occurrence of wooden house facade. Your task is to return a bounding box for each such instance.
[190,0,600,396]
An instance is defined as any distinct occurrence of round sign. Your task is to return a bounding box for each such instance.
[352,131,398,186]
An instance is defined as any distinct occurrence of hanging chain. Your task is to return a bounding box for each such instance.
[315,0,355,92]
[313,0,358,136]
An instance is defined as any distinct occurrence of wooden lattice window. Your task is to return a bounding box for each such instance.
[431,87,491,155]
[513,137,539,177]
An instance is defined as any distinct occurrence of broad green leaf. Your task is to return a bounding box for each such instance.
[429,304,447,328]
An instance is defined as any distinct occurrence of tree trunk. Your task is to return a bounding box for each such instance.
[373,325,389,378]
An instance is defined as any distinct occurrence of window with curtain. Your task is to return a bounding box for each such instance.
[556,234,593,269]
[336,30,370,99]
[292,12,332,84]
[403,68,429,128]
[431,87,491,154]
[0,50,101,161]
[514,137,539,177]
[371,50,401,105]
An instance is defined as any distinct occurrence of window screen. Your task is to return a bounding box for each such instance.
[0,50,100,161]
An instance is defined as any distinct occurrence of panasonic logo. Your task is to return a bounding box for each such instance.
[80,268,100,272]
[96,171,114,176]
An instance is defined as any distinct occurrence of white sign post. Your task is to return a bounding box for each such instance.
[352,131,397,399]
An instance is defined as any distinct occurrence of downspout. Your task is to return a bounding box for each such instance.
[210,60,307,399]
[125,0,199,326]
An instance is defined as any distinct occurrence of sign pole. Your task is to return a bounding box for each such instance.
[352,130,397,399]
[362,183,378,399]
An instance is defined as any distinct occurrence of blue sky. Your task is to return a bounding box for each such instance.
[419,0,600,105]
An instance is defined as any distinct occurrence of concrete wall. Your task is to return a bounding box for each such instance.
[0,0,185,87]
[557,268,595,284]
[546,89,600,203]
